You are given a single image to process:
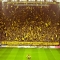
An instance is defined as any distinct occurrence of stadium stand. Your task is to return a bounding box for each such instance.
[0,0,60,46]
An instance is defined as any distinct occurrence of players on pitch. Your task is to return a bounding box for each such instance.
[27,54,31,60]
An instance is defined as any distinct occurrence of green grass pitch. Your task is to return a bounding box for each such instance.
[0,48,60,60]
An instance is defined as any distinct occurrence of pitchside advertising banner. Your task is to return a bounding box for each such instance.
[1,41,59,46]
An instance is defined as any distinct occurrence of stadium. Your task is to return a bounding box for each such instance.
[0,0,60,60]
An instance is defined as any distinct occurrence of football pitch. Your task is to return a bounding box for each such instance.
[0,48,60,60]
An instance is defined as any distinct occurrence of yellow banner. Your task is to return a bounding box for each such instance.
[1,41,59,46]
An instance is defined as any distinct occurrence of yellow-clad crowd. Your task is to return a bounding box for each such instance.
[0,2,60,44]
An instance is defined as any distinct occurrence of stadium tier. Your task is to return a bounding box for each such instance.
[0,0,60,46]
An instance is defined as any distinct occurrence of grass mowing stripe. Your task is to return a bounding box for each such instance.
[44,48,55,60]
[43,48,48,60]
[0,48,11,57]
[15,48,25,60]
[38,48,44,60]
[6,48,18,60]
[23,48,32,60]
[50,48,60,60]
[0,48,12,60]
[31,48,39,60]
[38,48,47,60]
[38,48,48,60]
[0,48,7,56]
[56,48,60,54]
[36,48,40,60]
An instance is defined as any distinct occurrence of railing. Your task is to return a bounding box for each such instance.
[2,0,57,2]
